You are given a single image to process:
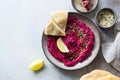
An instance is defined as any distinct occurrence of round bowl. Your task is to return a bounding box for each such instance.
[95,8,116,28]
[42,12,100,70]
[72,0,99,13]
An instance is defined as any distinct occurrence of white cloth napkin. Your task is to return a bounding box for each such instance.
[102,19,120,72]
[114,18,120,35]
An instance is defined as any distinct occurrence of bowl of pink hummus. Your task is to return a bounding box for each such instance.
[42,12,100,70]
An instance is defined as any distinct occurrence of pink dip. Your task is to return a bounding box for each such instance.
[47,17,94,66]
[82,0,91,11]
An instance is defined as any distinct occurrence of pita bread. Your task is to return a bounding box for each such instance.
[44,20,65,36]
[50,10,68,33]
[80,70,120,80]
[44,10,68,36]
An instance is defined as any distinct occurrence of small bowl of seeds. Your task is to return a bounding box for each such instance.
[95,8,116,28]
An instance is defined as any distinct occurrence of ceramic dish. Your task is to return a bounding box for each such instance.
[95,8,116,28]
[42,12,100,70]
[72,0,99,13]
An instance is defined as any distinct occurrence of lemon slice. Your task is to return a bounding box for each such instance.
[57,37,69,53]
[29,59,44,71]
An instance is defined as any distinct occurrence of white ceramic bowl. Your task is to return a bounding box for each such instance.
[72,0,99,13]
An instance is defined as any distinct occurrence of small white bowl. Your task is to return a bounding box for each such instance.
[72,0,99,13]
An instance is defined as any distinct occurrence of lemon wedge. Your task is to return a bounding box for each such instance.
[57,37,69,53]
[29,59,44,71]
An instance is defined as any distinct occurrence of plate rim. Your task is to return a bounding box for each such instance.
[42,12,101,70]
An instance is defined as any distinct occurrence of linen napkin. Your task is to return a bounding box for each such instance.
[115,18,120,32]
[102,18,120,72]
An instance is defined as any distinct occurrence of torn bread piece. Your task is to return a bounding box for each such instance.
[44,20,65,36]
[50,10,68,33]
[80,70,120,80]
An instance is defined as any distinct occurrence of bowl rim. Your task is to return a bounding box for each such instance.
[42,12,101,70]
[95,7,117,28]
[71,0,99,13]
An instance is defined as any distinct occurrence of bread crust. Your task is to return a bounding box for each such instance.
[80,70,120,80]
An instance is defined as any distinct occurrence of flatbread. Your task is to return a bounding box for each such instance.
[44,10,68,36]
[80,70,120,80]
[50,10,68,33]
[44,20,65,36]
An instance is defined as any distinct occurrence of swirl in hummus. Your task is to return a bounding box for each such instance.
[47,17,94,66]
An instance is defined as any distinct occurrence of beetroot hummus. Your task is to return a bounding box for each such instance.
[82,0,91,11]
[47,17,94,66]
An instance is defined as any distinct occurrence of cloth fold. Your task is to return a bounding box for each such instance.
[102,18,120,72]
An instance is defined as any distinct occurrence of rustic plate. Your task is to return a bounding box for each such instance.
[42,12,100,70]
